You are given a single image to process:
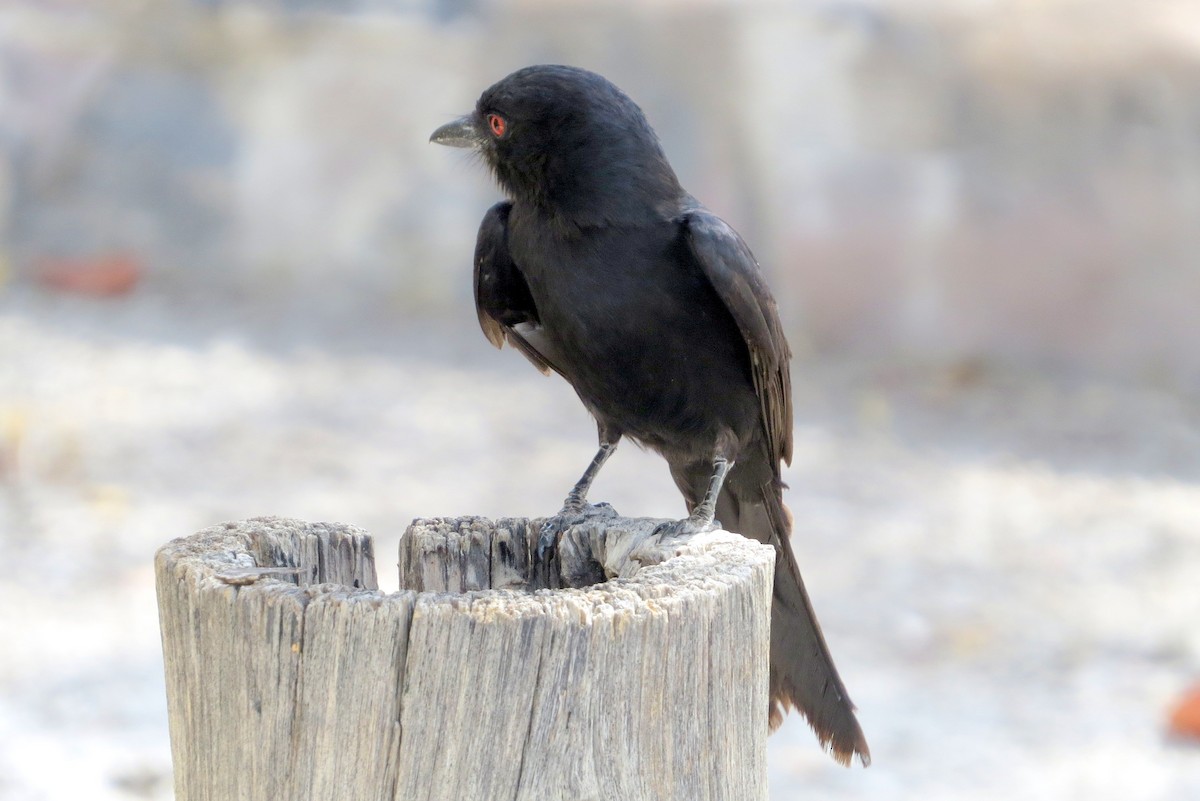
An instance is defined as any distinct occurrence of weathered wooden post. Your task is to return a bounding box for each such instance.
[156,513,775,801]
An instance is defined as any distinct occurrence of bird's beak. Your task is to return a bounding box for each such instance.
[429,115,484,149]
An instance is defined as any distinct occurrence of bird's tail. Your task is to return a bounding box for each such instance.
[715,479,871,767]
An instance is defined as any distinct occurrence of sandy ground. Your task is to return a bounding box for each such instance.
[1,287,1199,800]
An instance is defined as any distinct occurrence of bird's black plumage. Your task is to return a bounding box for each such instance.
[432,64,869,766]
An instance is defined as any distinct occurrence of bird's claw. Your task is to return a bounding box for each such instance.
[536,502,618,561]
[649,515,720,549]
[627,515,721,569]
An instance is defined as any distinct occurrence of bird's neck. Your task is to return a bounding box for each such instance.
[511,148,684,228]
[547,180,684,228]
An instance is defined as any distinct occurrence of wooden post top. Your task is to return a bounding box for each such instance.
[156,512,775,598]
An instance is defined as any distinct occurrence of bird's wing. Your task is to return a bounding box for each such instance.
[680,208,793,466]
[474,201,560,376]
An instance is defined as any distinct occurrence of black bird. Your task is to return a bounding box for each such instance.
[431,65,869,766]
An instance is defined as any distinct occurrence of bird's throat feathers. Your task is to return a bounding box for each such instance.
[490,131,683,228]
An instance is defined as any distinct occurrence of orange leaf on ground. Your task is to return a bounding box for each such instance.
[36,254,142,296]
[1167,684,1200,741]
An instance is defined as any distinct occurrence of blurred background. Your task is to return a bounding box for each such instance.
[2,0,1199,798]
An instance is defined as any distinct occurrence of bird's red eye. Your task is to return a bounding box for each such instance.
[487,113,506,137]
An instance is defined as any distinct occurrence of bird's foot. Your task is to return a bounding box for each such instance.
[643,514,721,556]
[536,501,618,561]
[626,515,721,569]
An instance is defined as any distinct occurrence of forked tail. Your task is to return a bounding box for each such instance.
[721,481,871,767]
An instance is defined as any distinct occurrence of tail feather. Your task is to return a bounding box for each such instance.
[713,477,871,767]
[760,491,870,766]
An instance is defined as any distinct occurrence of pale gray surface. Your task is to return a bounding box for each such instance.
[157,515,773,801]
[3,291,1200,800]
[4,2,1200,797]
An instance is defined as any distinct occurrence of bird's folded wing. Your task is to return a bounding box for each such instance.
[679,208,794,466]
[473,201,560,376]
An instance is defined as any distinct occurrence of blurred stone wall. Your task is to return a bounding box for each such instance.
[1,0,1198,380]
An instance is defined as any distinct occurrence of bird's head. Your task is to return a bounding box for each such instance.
[430,65,684,226]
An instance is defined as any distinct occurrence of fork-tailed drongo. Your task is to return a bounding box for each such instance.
[431,64,869,767]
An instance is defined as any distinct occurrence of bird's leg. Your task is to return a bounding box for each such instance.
[537,438,620,559]
[652,455,734,543]
[688,455,732,528]
[560,440,617,515]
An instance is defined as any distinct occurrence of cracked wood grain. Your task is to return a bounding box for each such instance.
[156,515,774,801]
